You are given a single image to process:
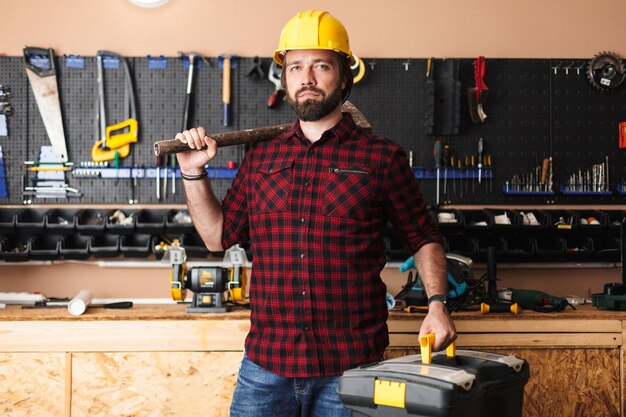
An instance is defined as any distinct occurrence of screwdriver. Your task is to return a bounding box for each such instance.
[443,144,450,198]
[156,155,162,200]
[450,155,457,197]
[433,140,443,205]
[477,138,484,184]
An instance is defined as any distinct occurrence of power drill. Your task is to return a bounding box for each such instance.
[498,288,572,312]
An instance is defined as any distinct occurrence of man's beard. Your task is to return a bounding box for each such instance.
[285,83,343,122]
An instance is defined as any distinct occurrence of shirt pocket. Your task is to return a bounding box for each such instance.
[324,165,373,220]
[252,159,294,213]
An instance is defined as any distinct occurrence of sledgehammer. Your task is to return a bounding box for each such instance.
[153,101,370,156]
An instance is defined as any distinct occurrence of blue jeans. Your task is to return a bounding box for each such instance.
[230,354,352,417]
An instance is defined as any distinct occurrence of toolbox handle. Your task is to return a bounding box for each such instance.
[420,333,456,365]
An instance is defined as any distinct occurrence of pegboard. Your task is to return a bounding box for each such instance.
[0,55,625,206]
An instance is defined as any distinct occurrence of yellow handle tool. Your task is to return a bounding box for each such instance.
[420,333,456,365]
[92,118,138,162]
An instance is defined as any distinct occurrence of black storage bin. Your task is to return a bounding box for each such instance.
[180,233,210,258]
[444,235,478,259]
[120,233,152,258]
[545,209,579,231]
[474,237,507,263]
[338,350,529,417]
[462,210,493,230]
[75,209,108,236]
[165,209,195,234]
[485,209,521,230]
[505,238,535,262]
[563,236,595,262]
[432,209,464,235]
[60,234,93,260]
[15,208,48,234]
[594,236,620,262]
[45,208,80,235]
[518,210,551,231]
[0,208,22,234]
[603,210,626,237]
[151,234,182,260]
[89,234,121,258]
[105,209,138,235]
[0,234,30,262]
[533,237,567,261]
[576,209,608,239]
[29,234,63,261]
[136,209,167,235]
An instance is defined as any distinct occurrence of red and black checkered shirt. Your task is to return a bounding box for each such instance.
[221,112,442,377]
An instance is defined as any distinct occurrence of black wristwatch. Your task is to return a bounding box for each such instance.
[427,294,448,307]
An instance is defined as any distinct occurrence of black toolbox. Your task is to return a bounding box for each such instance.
[338,348,529,417]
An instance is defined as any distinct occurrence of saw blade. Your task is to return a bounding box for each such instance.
[25,65,69,162]
[586,51,625,92]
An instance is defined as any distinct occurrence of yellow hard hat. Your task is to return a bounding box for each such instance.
[274,10,354,66]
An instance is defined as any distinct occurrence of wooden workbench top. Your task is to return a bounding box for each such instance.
[0,302,624,321]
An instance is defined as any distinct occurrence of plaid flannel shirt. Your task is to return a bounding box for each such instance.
[222,112,442,377]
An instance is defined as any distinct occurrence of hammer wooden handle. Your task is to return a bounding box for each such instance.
[154,124,291,156]
[153,101,370,156]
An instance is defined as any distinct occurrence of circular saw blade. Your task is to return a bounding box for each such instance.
[587,51,625,91]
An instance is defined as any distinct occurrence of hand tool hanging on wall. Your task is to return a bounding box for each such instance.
[433,139,442,205]
[23,47,69,162]
[219,55,236,126]
[267,61,284,108]
[171,52,200,198]
[91,51,138,162]
[425,58,461,136]
[154,101,370,156]
[468,56,488,123]
[586,51,625,92]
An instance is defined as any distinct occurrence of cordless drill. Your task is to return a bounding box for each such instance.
[498,288,571,312]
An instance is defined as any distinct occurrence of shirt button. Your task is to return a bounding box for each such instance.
[304,326,309,331]
[302,291,307,296]
[300,253,305,258]
[301,218,306,224]
[308,149,314,155]
[304,181,309,186]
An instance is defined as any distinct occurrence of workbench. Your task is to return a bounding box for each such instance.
[0,304,622,417]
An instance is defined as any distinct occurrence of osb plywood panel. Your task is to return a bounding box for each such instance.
[0,352,66,417]
[385,347,620,417]
[72,352,241,417]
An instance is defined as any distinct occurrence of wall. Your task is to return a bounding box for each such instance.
[2,0,625,303]
[2,0,625,58]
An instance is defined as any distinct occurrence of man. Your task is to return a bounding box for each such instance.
[175,10,456,416]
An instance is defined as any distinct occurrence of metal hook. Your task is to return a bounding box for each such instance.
[402,60,411,71]
[368,59,377,71]
[564,62,574,75]
[575,62,586,76]
[552,61,562,75]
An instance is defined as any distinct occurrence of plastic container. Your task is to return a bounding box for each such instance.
[75,209,108,236]
[165,209,195,234]
[485,208,521,231]
[433,209,464,235]
[105,209,138,235]
[89,234,121,258]
[444,235,478,259]
[45,208,79,235]
[0,234,30,262]
[59,234,93,260]
[15,208,48,234]
[338,350,529,417]
[0,208,22,234]
[29,234,63,261]
[136,209,167,235]
[180,233,210,258]
[120,233,152,258]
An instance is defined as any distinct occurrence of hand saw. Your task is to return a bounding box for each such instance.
[91,51,138,162]
[23,47,69,162]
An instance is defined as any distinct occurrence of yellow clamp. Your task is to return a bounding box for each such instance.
[170,263,186,302]
[419,333,456,365]
[92,118,138,162]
